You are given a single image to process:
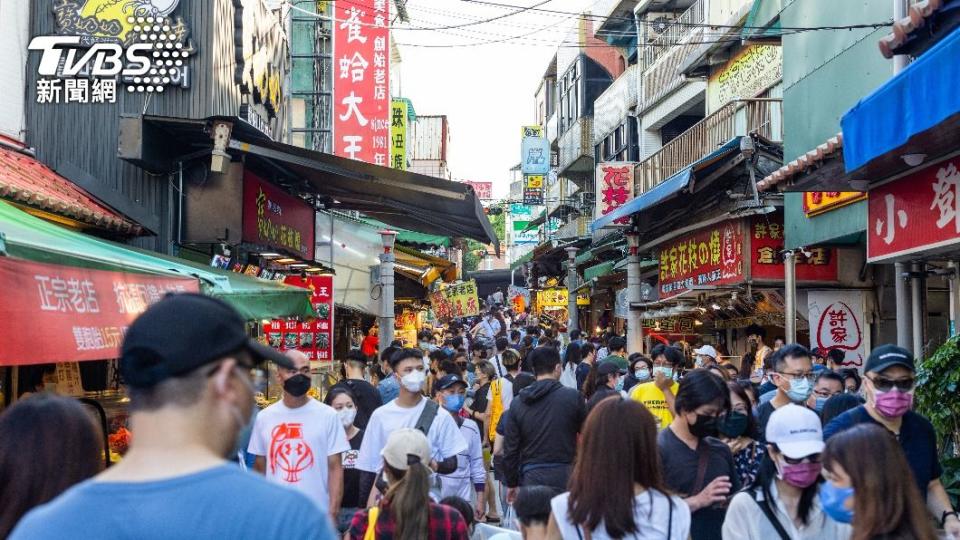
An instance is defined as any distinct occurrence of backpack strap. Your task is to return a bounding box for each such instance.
[751,488,791,540]
[415,399,439,436]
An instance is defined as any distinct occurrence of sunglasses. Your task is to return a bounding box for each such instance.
[868,376,916,392]
[783,453,821,465]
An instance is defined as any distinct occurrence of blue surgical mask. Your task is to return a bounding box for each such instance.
[814,396,829,413]
[786,377,813,403]
[653,366,673,379]
[442,394,465,412]
[635,368,650,381]
[614,377,624,392]
[819,481,854,524]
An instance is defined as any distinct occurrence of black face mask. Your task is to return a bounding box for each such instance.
[689,414,720,439]
[283,374,311,397]
[717,411,749,438]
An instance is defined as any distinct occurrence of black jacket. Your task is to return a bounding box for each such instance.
[501,379,587,487]
[586,385,619,411]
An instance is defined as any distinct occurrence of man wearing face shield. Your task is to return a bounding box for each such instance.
[10,294,337,539]
[756,345,816,444]
[249,350,349,521]
[823,344,960,539]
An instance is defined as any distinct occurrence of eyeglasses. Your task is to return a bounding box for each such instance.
[868,376,916,392]
[777,371,816,383]
[813,388,840,398]
[783,453,821,465]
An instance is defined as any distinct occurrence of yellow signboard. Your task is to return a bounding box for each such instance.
[803,192,866,217]
[390,100,408,170]
[522,125,544,137]
[526,175,544,189]
[576,290,591,306]
[537,288,568,308]
[707,44,782,113]
[429,280,480,322]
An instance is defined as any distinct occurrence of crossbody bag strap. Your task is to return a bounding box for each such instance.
[667,495,673,540]
[751,489,791,540]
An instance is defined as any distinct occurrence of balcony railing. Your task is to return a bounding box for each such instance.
[635,98,783,194]
[641,0,705,71]
[553,215,592,240]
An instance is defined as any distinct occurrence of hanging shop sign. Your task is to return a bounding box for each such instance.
[463,181,493,200]
[643,317,696,333]
[333,0,390,165]
[521,125,550,175]
[802,192,867,217]
[428,280,480,322]
[750,213,838,282]
[235,0,287,137]
[576,290,591,306]
[595,162,636,227]
[277,275,333,362]
[390,99,408,170]
[508,285,530,313]
[658,221,744,300]
[707,44,782,113]
[242,171,316,260]
[510,204,532,216]
[867,156,960,262]
[0,257,198,366]
[537,288,568,308]
[523,175,545,205]
[808,290,867,370]
[512,221,539,244]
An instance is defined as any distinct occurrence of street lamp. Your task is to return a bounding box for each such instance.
[565,246,579,332]
[624,229,644,354]
[378,230,398,357]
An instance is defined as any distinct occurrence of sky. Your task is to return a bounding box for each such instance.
[395,0,594,199]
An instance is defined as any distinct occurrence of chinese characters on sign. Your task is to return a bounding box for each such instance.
[463,181,493,200]
[657,221,744,300]
[808,290,867,369]
[536,288,568,308]
[0,257,198,365]
[390,100,408,170]
[280,275,334,363]
[751,213,838,281]
[802,192,867,217]
[242,171,316,260]
[236,0,288,138]
[868,157,960,262]
[428,280,480,323]
[521,125,550,175]
[707,44,782,112]
[523,175,544,205]
[333,0,390,165]
[595,162,636,226]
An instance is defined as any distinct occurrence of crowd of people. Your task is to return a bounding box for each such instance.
[1,296,959,540]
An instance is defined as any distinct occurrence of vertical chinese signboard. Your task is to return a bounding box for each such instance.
[595,162,636,226]
[868,157,960,262]
[523,174,544,205]
[808,290,867,370]
[658,221,744,299]
[333,0,389,165]
[803,192,866,217]
[463,181,493,200]
[750,213,838,281]
[390,99,408,170]
[428,280,480,322]
[280,275,335,363]
[521,125,550,175]
[242,171,316,260]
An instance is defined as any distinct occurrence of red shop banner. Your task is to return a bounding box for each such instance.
[333,0,390,165]
[242,171,316,260]
[658,221,744,299]
[750,213,838,282]
[0,257,199,366]
[282,275,334,362]
[868,156,960,262]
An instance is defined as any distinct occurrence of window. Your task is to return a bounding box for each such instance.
[598,119,639,162]
[557,59,582,134]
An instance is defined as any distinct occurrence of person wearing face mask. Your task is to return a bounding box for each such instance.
[806,370,843,415]
[249,349,349,521]
[630,345,685,431]
[10,294,337,539]
[824,345,960,539]
[745,324,773,372]
[756,345,815,445]
[586,360,627,411]
[719,381,763,489]
[330,350,382,430]
[434,375,487,520]
[821,423,936,540]
[623,353,652,393]
[722,404,851,540]
[658,369,739,540]
[356,348,468,508]
[324,387,376,533]
[694,344,720,369]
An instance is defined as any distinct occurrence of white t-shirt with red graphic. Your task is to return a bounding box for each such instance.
[248,399,350,511]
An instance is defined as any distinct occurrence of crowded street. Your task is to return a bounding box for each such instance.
[2,0,960,539]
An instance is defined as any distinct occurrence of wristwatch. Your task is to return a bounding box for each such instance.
[942,510,959,526]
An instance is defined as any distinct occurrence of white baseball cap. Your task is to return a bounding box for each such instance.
[765,404,825,459]
[693,345,718,359]
[381,428,432,470]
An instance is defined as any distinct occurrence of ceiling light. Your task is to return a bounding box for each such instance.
[711,303,722,310]
[901,153,927,167]
[275,258,297,264]
[289,263,309,268]
[258,252,282,258]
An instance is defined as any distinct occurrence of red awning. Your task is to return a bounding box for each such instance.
[0,140,142,235]
[0,257,199,366]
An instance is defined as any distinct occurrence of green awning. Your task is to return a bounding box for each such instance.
[583,261,615,281]
[510,249,535,270]
[351,216,451,248]
[742,0,782,40]
[575,236,625,266]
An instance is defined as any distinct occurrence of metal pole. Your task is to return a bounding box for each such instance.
[627,246,644,354]
[565,247,579,331]
[951,262,960,337]
[784,250,797,343]
[893,0,909,74]
[895,262,911,348]
[378,251,395,357]
[911,262,924,358]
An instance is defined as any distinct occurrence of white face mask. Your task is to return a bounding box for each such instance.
[337,407,357,428]
[400,370,426,392]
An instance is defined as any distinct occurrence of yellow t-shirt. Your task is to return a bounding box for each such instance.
[629,380,680,430]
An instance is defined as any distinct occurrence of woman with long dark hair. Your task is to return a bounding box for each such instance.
[547,398,691,539]
[0,394,104,538]
[722,404,850,539]
[718,381,763,489]
[820,423,936,540]
[348,428,468,539]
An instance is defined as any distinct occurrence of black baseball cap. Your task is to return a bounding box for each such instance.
[864,344,914,374]
[121,293,294,388]
[598,361,627,377]
[435,374,468,391]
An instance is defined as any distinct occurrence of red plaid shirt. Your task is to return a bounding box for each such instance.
[348,501,469,539]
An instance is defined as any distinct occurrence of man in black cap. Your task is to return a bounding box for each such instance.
[824,344,959,538]
[10,293,336,540]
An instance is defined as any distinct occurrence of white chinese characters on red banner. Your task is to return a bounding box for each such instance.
[279,276,334,363]
[868,157,960,262]
[595,163,636,226]
[333,0,390,165]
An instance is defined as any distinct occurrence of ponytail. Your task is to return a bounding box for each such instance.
[383,461,431,539]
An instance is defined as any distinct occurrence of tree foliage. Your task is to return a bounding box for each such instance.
[916,336,960,505]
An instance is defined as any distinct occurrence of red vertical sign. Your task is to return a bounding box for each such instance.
[333,0,390,166]
[282,275,335,363]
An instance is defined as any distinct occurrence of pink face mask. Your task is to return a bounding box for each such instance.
[874,389,914,418]
[779,461,822,488]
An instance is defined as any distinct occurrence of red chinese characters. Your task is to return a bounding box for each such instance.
[595,163,636,225]
[333,0,390,165]
[868,157,960,262]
